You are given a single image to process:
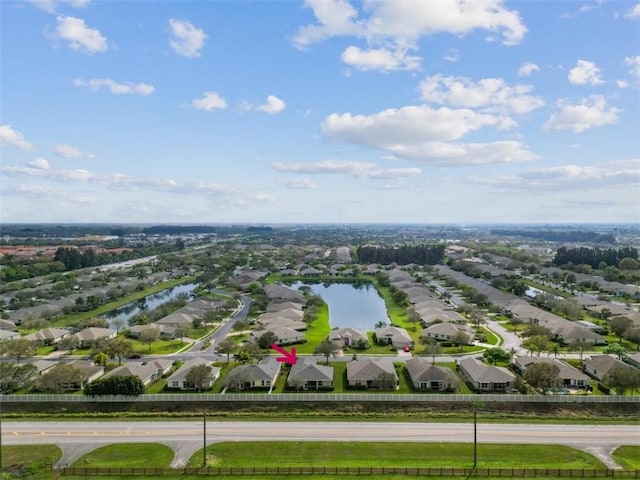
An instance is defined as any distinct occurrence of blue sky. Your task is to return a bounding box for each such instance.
[1,0,639,225]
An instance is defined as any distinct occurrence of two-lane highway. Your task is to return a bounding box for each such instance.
[4,421,639,447]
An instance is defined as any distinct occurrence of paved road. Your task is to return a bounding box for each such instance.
[3,420,638,468]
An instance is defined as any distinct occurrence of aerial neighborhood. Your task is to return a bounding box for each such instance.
[0,224,639,399]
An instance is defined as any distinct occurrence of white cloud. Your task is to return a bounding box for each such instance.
[341,46,421,72]
[624,3,640,18]
[53,143,94,158]
[2,184,95,204]
[518,62,539,77]
[72,78,154,95]
[469,159,640,191]
[293,0,527,51]
[0,125,35,151]
[169,18,207,58]
[53,15,107,54]
[279,177,318,189]
[568,60,604,85]
[27,157,50,169]
[321,104,536,165]
[27,0,90,13]
[190,91,228,111]
[272,160,422,179]
[624,56,640,81]
[543,95,620,133]
[418,74,544,114]
[256,95,286,114]
[616,80,629,89]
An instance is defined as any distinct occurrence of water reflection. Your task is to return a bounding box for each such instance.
[292,281,389,331]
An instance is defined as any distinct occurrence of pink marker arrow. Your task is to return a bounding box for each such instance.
[271,343,297,365]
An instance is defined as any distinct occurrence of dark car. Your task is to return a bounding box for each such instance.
[129,353,142,359]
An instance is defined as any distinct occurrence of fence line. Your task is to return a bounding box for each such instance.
[2,393,639,403]
[58,466,640,477]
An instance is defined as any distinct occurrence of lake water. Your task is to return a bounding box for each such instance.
[293,281,389,331]
[101,282,197,327]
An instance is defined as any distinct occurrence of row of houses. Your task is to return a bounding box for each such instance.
[249,285,309,346]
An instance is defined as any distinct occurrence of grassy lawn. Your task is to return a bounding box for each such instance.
[35,344,56,356]
[523,280,573,298]
[129,338,186,355]
[212,361,239,393]
[190,442,605,469]
[2,445,62,478]
[145,377,167,393]
[72,443,174,468]
[291,302,331,354]
[611,446,640,469]
[479,326,501,346]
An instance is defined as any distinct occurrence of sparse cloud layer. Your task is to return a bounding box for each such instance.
[54,143,94,158]
[543,95,620,133]
[73,78,155,95]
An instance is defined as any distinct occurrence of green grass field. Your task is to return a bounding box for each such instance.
[72,443,174,467]
[611,446,640,469]
[190,442,606,469]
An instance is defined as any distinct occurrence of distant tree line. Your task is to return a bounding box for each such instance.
[490,229,616,243]
[553,246,638,269]
[141,225,218,235]
[357,244,445,265]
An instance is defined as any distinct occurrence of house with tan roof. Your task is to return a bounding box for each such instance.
[346,358,398,390]
[405,358,458,392]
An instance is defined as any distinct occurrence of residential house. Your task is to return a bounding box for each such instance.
[266,302,304,313]
[155,312,195,327]
[264,284,306,304]
[73,327,117,348]
[67,359,105,387]
[583,355,630,381]
[128,323,177,340]
[625,352,640,369]
[421,323,474,342]
[405,358,458,392]
[103,359,172,386]
[346,358,398,389]
[226,357,279,390]
[24,327,71,346]
[0,320,17,331]
[512,356,589,389]
[249,325,306,346]
[458,357,516,393]
[166,357,220,390]
[328,327,369,349]
[0,329,21,342]
[374,326,413,349]
[287,357,333,390]
[255,316,307,331]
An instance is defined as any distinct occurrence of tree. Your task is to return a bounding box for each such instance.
[451,331,471,352]
[523,335,550,357]
[257,331,278,349]
[140,327,160,353]
[314,340,336,363]
[374,321,387,329]
[623,327,640,350]
[509,316,523,335]
[372,371,397,390]
[105,336,134,364]
[550,343,561,358]
[523,362,562,394]
[233,349,252,364]
[174,322,191,344]
[84,375,145,396]
[111,318,125,333]
[185,364,213,392]
[57,335,79,352]
[483,347,511,366]
[217,337,237,363]
[421,338,442,364]
[568,339,590,361]
[2,338,36,363]
[610,317,633,342]
[37,363,84,393]
[222,369,249,391]
[0,362,38,393]
[94,352,109,367]
[603,365,640,395]
[522,324,551,339]
[618,257,639,270]
[604,343,627,361]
